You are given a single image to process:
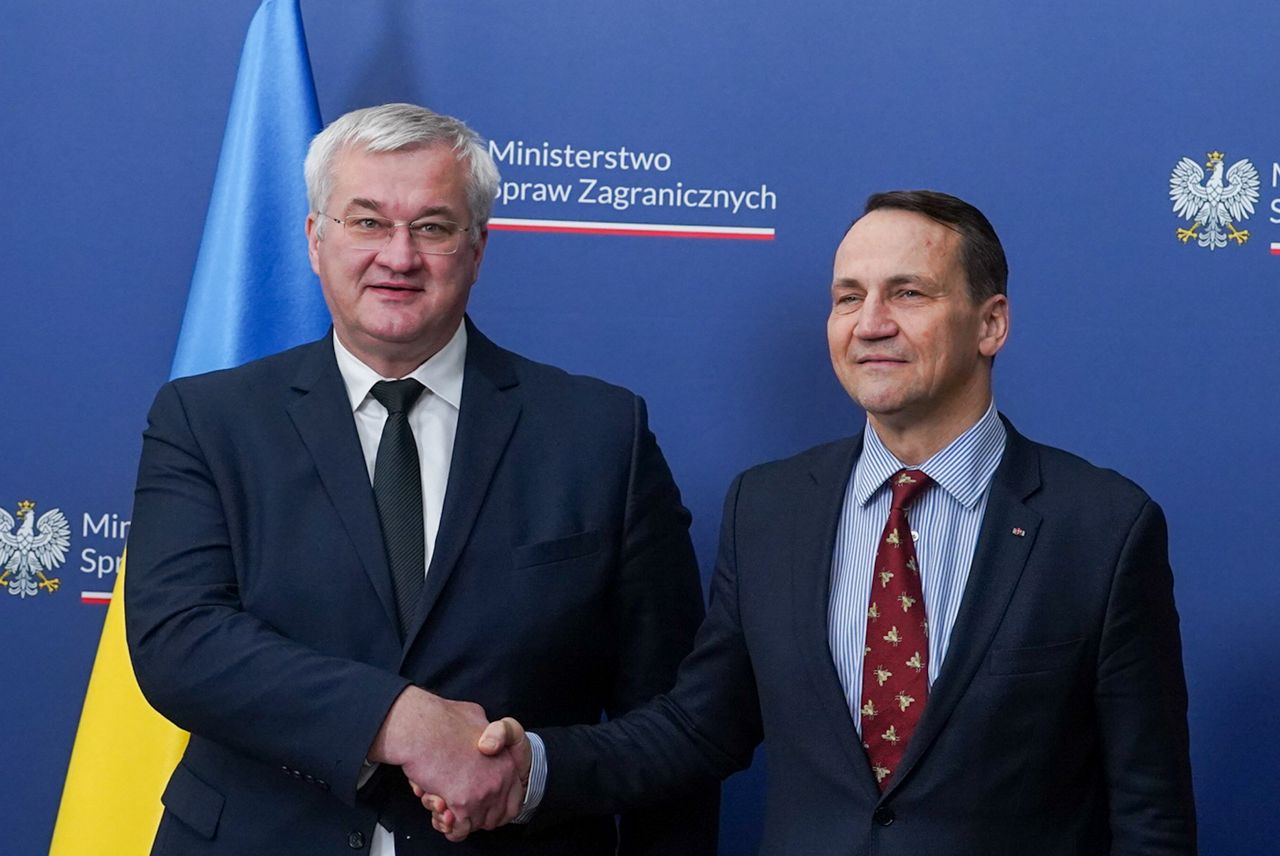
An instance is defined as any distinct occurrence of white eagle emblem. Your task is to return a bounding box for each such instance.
[1169,151,1260,250]
[0,500,71,598]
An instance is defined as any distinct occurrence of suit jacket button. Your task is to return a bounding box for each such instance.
[348,830,366,849]
[873,805,895,826]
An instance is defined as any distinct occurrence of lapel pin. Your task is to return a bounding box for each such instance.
[1011,527,1026,537]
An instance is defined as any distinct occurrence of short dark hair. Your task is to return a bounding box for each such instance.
[858,190,1008,303]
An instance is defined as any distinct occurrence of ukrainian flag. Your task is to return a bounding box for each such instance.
[50,1,327,851]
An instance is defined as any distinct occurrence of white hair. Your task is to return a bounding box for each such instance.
[304,103,500,241]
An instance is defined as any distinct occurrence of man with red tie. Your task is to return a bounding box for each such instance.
[433,190,1197,855]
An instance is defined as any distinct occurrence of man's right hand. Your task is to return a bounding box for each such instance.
[368,687,526,837]
[418,716,531,842]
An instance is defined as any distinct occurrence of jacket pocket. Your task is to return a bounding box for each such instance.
[512,530,602,568]
[988,639,1083,675]
[160,761,225,840]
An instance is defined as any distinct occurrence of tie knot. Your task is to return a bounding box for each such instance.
[888,469,932,510]
[370,379,425,415]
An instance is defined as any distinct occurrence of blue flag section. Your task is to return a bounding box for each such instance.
[172,0,329,379]
[7,1,1280,853]
[47,2,330,853]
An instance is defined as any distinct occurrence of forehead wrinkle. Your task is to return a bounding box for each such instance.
[342,199,460,221]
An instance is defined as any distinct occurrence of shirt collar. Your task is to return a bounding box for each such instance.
[853,401,1006,510]
[332,322,467,413]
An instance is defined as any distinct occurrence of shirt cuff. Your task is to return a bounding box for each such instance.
[512,732,547,823]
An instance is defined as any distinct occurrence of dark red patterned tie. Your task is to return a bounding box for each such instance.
[860,468,933,789]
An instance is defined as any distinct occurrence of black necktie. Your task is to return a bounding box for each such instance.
[369,379,426,640]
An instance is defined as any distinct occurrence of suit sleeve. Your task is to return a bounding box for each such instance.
[1095,498,1197,854]
[539,468,763,819]
[125,382,410,805]
[605,395,719,855]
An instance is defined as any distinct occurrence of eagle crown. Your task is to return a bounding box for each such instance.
[1206,150,1225,167]
[16,500,35,518]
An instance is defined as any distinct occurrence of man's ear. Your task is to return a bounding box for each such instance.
[468,226,489,285]
[305,213,321,275]
[978,294,1009,359]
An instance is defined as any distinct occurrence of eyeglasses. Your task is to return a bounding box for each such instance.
[318,213,473,255]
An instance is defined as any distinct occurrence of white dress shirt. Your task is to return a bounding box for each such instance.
[334,324,465,572]
[828,401,1007,733]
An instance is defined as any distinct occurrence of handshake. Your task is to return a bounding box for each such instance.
[369,686,533,843]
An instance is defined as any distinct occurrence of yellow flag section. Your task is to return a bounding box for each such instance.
[49,553,189,855]
[51,2,324,848]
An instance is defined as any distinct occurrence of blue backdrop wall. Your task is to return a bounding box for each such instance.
[4,2,1278,853]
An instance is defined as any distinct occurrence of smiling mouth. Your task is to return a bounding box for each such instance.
[367,283,421,294]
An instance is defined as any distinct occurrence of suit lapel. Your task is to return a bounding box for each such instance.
[886,420,1043,795]
[286,335,400,632]
[791,435,884,799]
[403,321,521,648]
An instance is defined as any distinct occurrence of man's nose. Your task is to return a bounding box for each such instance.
[376,224,423,271]
[855,294,897,339]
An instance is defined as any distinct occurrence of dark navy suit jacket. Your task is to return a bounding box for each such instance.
[125,320,716,855]
[540,419,1197,855]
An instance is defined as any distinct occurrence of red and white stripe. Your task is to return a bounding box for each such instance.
[81,590,113,605]
[1270,242,1280,256]
[489,217,774,241]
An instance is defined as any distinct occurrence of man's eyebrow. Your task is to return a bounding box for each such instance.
[885,273,935,288]
[346,198,384,213]
[832,273,940,292]
[412,205,457,219]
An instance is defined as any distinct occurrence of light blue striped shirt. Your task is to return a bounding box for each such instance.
[829,403,1007,734]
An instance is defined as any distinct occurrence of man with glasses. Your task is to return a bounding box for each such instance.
[126,103,715,856]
